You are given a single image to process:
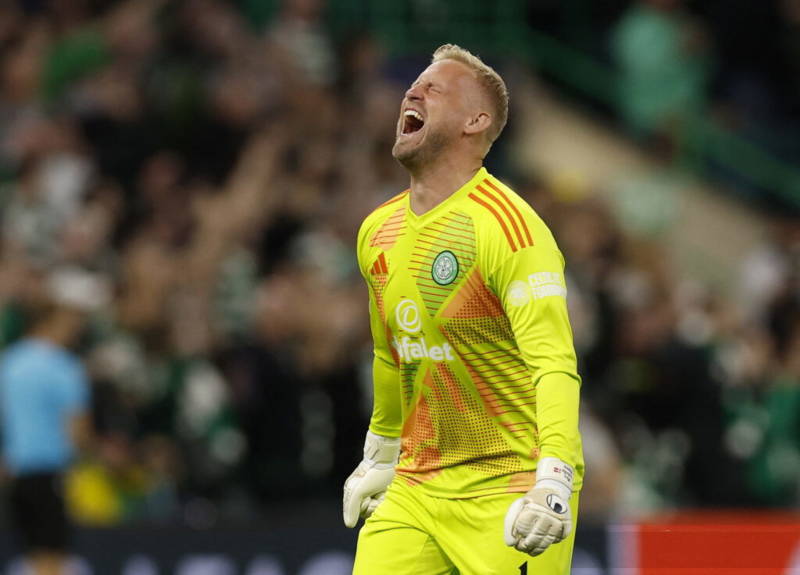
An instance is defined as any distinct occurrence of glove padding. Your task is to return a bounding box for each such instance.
[504,457,574,556]
[343,431,400,528]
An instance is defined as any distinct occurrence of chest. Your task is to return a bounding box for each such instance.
[375,211,477,315]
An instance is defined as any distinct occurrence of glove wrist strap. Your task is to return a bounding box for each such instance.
[364,431,401,466]
[535,457,574,500]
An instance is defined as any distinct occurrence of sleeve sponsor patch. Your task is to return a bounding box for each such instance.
[529,272,567,299]
[506,272,567,307]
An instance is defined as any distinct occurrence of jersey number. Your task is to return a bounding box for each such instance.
[518,562,528,575]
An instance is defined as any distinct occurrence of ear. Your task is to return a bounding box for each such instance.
[464,112,491,137]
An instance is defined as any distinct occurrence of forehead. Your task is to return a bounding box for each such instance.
[414,59,477,90]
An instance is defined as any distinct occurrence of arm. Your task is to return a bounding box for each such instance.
[489,245,582,555]
[366,287,403,438]
[64,362,94,456]
[343,226,403,527]
[490,245,581,468]
[68,412,93,454]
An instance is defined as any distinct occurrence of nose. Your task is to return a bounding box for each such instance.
[405,84,422,101]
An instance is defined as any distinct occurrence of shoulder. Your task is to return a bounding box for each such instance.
[356,190,409,272]
[45,348,85,385]
[0,340,34,369]
[358,190,408,240]
[1,340,24,359]
[464,173,558,258]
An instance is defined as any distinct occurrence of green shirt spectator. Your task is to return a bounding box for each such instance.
[42,28,111,104]
[611,1,709,135]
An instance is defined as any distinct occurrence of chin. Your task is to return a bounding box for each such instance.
[392,129,448,171]
[392,141,420,168]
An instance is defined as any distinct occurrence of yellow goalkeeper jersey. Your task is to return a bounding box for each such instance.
[357,167,584,498]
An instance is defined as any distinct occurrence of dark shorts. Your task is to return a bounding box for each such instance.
[8,472,69,553]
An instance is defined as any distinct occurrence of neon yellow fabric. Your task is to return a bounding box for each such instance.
[353,480,579,575]
[536,373,582,464]
[357,167,584,498]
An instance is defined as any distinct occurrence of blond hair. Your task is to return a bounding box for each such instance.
[432,44,509,145]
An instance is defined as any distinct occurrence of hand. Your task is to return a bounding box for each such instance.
[343,431,401,528]
[504,457,574,556]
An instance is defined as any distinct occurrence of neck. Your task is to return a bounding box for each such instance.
[31,324,70,348]
[407,154,482,216]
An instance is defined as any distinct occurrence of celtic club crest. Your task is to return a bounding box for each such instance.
[431,250,459,285]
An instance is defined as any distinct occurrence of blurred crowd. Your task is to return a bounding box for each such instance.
[534,0,800,206]
[0,0,398,526]
[535,0,800,513]
[0,0,797,528]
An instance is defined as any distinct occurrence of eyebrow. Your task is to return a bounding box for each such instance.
[411,78,443,91]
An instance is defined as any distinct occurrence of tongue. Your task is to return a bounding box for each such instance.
[404,116,424,134]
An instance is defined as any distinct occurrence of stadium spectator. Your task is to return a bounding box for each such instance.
[611,0,710,138]
[0,268,105,574]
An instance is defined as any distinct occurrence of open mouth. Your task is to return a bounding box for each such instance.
[402,109,425,134]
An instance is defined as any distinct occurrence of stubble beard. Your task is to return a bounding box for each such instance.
[392,129,451,173]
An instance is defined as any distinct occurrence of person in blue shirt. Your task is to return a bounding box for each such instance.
[0,269,100,575]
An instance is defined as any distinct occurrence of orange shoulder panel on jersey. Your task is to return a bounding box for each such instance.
[375,189,409,212]
[370,207,407,250]
[468,178,534,252]
[360,190,409,251]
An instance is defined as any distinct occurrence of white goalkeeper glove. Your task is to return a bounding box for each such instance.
[504,457,574,556]
[342,431,401,528]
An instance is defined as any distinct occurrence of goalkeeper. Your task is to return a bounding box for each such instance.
[344,44,584,574]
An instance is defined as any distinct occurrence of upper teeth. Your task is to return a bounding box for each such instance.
[405,110,423,122]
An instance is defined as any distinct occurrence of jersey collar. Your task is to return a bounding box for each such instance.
[405,167,488,229]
